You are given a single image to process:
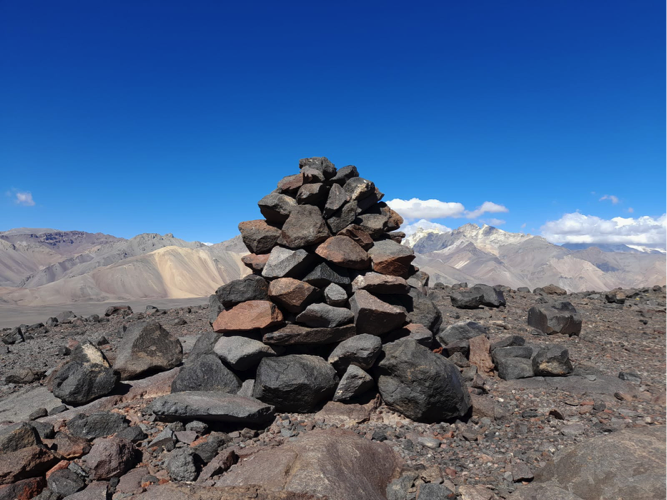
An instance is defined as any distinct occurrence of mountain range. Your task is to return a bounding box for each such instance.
[0,224,663,307]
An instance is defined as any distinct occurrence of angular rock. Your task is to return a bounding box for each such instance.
[356,203,403,237]
[253,355,338,412]
[56,311,76,323]
[0,477,46,500]
[276,173,304,195]
[497,357,534,380]
[357,187,385,212]
[263,324,356,346]
[535,284,567,295]
[0,423,40,453]
[368,239,415,278]
[213,300,283,333]
[333,365,374,402]
[471,284,507,307]
[207,295,224,326]
[327,333,382,373]
[324,283,347,306]
[527,301,582,336]
[171,354,241,393]
[258,192,297,223]
[268,278,320,313]
[262,246,315,279]
[296,303,354,328]
[83,437,139,480]
[66,412,128,440]
[105,305,132,317]
[385,323,434,348]
[296,183,327,205]
[113,322,183,380]
[187,331,222,364]
[331,164,359,184]
[417,483,456,500]
[352,272,409,294]
[2,327,24,345]
[492,346,534,364]
[301,167,325,183]
[298,157,336,179]
[490,335,526,351]
[343,177,375,202]
[326,200,359,234]
[323,183,348,218]
[468,335,494,375]
[241,253,270,273]
[167,448,198,482]
[51,362,117,406]
[0,446,58,485]
[350,290,407,335]
[315,236,370,270]
[46,433,90,460]
[148,392,275,424]
[215,275,269,308]
[405,288,443,334]
[436,321,488,346]
[375,339,471,422]
[197,448,238,482]
[238,220,281,254]
[213,336,276,371]
[277,205,331,249]
[69,342,110,368]
[450,289,484,309]
[46,469,85,498]
[532,345,573,376]
[338,224,374,250]
[303,261,351,288]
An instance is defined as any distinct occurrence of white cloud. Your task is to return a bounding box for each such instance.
[402,219,452,236]
[14,191,35,206]
[465,201,509,219]
[599,194,619,204]
[541,212,666,248]
[483,218,506,226]
[386,198,465,219]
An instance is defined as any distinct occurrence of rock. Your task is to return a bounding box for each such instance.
[167,448,199,482]
[70,341,110,367]
[197,449,238,482]
[296,182,328,205]
[619,371,642,383]
[303,262,351,288]
[257,192,297,223]
[532,345,573,376]
[5,368,42,384]
[357,203,402,235]
[385,323,434,347]
[436,321,488,346]
[148,428,175,450]
[532,426,665,500]
[352,272,409,294]
[492,346,533,364]
[215,275,269,308]
[253,355,338,412]
[324,283,347,306]
[263,324,356,345]
[212,300,284,333]
[83,437,139,480]
[375,339,471,422]
[405,288,443,334]
[116,426,147,442]
[171,354,241,393]
[0,446,58,485]
[277,173,304,195]
[510,462,534,482]
[386,472,419,500]
[490,335,526,351]
[468,335,494,375]
[417,483,456,500]
[301,167,325,183]
[339,224,374,250]
[2,327,24,345]
[605,290,626,304]
[51,361,117,406]
[349,290,407,335]
[46,469,85,498]
[262,246,315,279]
[187,331,222,363]
[213,337,276,371]
[0,477,46,500]
[458,485,497,500]
[527,301,582,336]
[66,412,128,440]
[497,357,535,380]
[46,317,58,327]
[105,305,132,317]
[241,253,270,274]
[331,165,359,184]
[148,392,275,424]
[473,284,506,307]
[326,199,359,234]
[277,205,331,249]
[207,295,225,326]
[56,311,76,324]
[217,428,402,500]
[450,289,484,309]
[333,365,374,402]
[509,484,584,500]
[535,284,567,295]
[327,333,382,373]
[315,236,370,269]
[0,423,40,453]
[296,303,354,328]
[323,183,348,218]
[46,433,90,459]
[299,157,336,179]
[268,278,320,313]
[367,239,415,278]
[343,177,375,202]
[113,321,183,380]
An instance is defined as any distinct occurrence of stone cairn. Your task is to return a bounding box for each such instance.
[191,156,472,422]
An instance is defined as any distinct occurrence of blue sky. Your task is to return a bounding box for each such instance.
[1,1,665,247]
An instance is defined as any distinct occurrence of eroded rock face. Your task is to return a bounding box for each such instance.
[113,322,183,380]
[375,339,471,423]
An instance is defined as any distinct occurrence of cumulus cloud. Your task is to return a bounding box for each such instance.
[386,198,465,219]
[402,219,452,236]
[465,201,508,219]
[599,194,619,204]
[541,212,666,248]
[14,191,35,206]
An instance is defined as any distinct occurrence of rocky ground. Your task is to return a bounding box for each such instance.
[0,283,664,500]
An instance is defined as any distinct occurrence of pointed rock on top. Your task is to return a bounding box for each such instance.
[298,157,336,179]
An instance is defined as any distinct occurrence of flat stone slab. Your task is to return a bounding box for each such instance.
[148,391,275,424]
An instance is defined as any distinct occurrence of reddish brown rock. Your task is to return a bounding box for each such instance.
[0,446,59,485]
[268,278,320,313]
[0,477,46,500]
[367,239,415,278]
[213,301,284,333]
[339,225,374,250]
[197,449,238,482]
[83,437,139,480]
[238,220,281,254]
[315,236,370,270]
[469,335,494,375]
[277,173,304,195]
[242,253,271,273]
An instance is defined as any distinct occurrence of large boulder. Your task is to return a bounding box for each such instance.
[450,284,505,309]
[113,322,183,380]
[215,275,269,308]
[0,423,40,453]
[257,192,297,223]
[148,392,275,424]
[374,339,471,422]
[171,354,241,393]
[528,301,582,336]
[0,446,58,485]
[253,355,339,412]
[217,429,402,500]
[349,290,407,335]
[212,301,284,333]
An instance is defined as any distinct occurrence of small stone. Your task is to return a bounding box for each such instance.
[83,438,139,480]
[324,283,348,306]
[171,353,241,393]
[532,345,573,376]
[166,448,198,482]
[333,365,374,402]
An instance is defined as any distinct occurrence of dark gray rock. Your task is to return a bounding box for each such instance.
[30,421,54,439]
[113,322,183,380]
[492,346,534,364]
[326,199,359,234]
[215,275,269,308]
[257,192,297,223]
[263,324,356,346]
[296,303,354,328]
[253,355,338,412]
[298,157,336,179]
[331,165,359,184]
[116,425,147,442]
[262,246,315,279]
[375,339,471,422]
[207,295,224,326]
[301,167,325,183]
[327,333,382,373]
[277,173,304,195]
[51,361,118,406]
[619,371,642,384]
[171,354,241,393]
[1,327,24,345]
[532,345,573,376]
[56,311,76,323]
[472,284,506,307]
[187,331,223,364]
[167,448,199,482]
[436,321,488,346]
[149,392,275,424]
[384,323,434,348]
[517,287,532,293]
[497,357,535,380]
[296,182,328,205]
[303,262,351,288]
[406,288,443,334]
[323,183,349,218]
[367,239,414,277]
[450,289,483,309]
[47,469,85,497]
[417,482,455,500]
[67,412,128,440]
[333,365,374,402]
[490,335,526,351]
[213,336,276,371]
[324,283,348,306]
[527,301,582,336]
[238,219,281,254]
[343,177,375,202]
[0,423,40,453]
[349,290,407,335]
[277,205,331,249]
